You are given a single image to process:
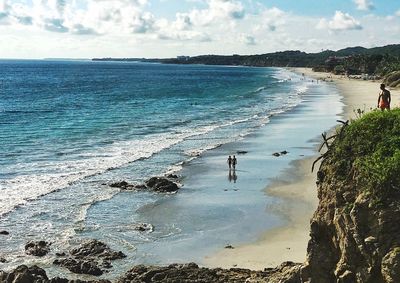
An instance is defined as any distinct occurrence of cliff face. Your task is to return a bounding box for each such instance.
[301,110,400,283]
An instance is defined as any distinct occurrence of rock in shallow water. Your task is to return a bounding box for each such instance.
[145,177,179,193]
[109,181,134,190]
[70,239,126,260]
[133,223,154,233]
[25,241,50,257]
[0,264,111,282]
[0,265,48,282]
[0,230,9,235]
[110,177,180,193]
[52,240,126,276]
[53,258,103,276]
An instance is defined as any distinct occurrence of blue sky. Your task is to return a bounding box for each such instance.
[0,0,399,58]
[150,0,399,17]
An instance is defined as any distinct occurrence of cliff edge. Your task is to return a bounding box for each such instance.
[302,109,400,283]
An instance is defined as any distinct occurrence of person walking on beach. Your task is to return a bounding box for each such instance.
[232,155,237,170]
[227,156,232,169]
[378,83,391,111]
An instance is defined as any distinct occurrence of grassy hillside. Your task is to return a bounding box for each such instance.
[328,109,400,204]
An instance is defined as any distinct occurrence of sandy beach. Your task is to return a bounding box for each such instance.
[203,68,400,270]
[298,68,400,120]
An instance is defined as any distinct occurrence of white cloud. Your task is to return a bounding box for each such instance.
[0,0,155,35]
[353,0,374,11]
[184,0,245,26]
[172,13,192,30]
[240,34,256,45]
[317,11,362,31]
[396,10,400,17]
[254,7,285,32]
[1,1,400,59]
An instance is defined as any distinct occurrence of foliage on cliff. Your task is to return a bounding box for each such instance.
[328,109,400,203]
[303,108,400,283]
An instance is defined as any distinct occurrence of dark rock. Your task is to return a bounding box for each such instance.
[102,261,113,269]
[280,150,288,155]
[236,151,248,154]
[49,278,69,283]
[109,181,134,190]
[145,177,180,193]
[338,270,356,283]
[166,174,179,179]
[110,181,129,187]
[117,262,302,283]
[70,239,126,260]
[133,223,154,233]
[54,258,103,276]
[133,184,147,190]
[224,245,234,249]
[25,241,50,257]
[0,230,9,235]
[56,252,66,257]
[0,265,112,283]
[0,257,6,263]
[272,152,281,157]
[0,265,49,282]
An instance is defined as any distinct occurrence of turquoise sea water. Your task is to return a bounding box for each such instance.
[0,60,342,279]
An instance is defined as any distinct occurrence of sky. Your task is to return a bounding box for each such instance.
[0,0,399,59]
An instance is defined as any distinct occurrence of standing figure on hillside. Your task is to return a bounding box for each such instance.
[378,83,391,111]
[232,155,237,170]
[227,155,232,170]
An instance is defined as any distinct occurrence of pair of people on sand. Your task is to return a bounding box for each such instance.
[378,83,391,111]
[227,155,237,170]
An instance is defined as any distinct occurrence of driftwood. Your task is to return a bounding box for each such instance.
[312,154,326,173]
[336,120,349,139]
[313,120,349,172]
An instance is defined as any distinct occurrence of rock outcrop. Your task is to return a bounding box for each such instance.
[110,176,180,193]
[301,110,400,283]
[117,262,302,283]
[53,258,104,276]
[0,264,111,283]
[144,177,180,193]
[53,239,126,276]
[25,241,50,257]
[132,223,154,232]
[70,239,126,260]
[0,265,48,282]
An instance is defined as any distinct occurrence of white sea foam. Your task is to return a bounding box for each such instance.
[0,116,271,216]
[0,68,308,217]
[296,85,309,95]
[0,126,220,216]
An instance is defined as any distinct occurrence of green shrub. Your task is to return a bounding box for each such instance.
[328,109,400,201]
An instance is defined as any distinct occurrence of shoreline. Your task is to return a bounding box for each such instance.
[0,66,340,279]
[203,156,318,269]
[3,67,398,279]
[203,67,400,270]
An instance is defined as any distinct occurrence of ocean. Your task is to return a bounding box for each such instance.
[0,60,342,279]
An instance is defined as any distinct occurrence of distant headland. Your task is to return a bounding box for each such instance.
[93,44,400,87]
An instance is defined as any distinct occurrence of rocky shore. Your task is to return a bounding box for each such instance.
[1,261,302,283]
